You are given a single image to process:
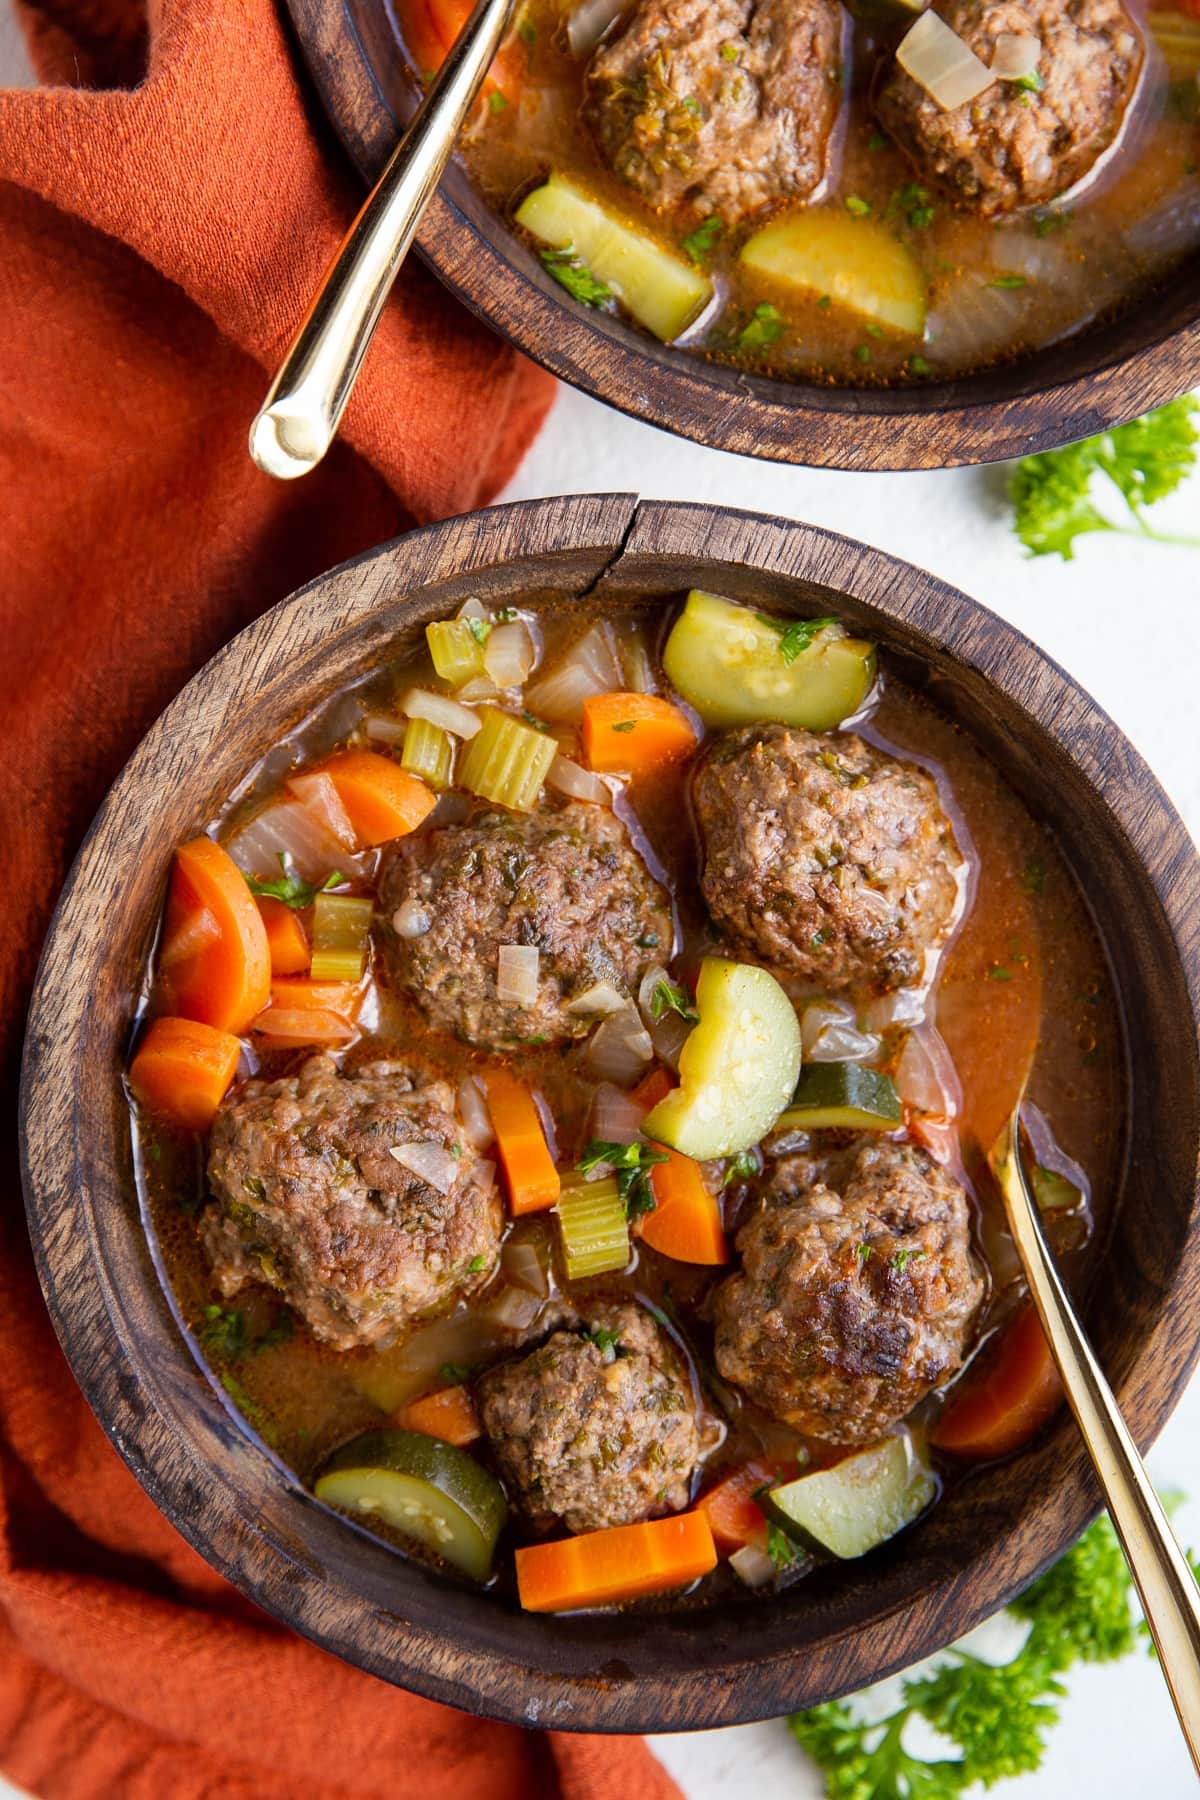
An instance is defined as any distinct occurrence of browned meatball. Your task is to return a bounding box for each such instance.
[475,1303,703,1531]
[378,803,673,1050]
[875,0,1142,217]
[692,725,963,993]
[714,1139,984,1442]
[584,0,842,223]
[203,1054,501,1351]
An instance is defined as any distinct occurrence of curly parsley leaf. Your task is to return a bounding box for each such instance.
[244,854,344,910]
[540,244,613,308]
[682,214,723,265]
[722,1147,761,1188]
[577,1139,669,1218]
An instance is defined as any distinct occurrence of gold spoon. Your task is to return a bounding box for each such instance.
[990,1098,1200,1774]
[249,0,520,480]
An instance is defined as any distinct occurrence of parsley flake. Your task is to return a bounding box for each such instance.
[245,854,343,910]
[756,613,838,665]
[650,978,698,1023]
[577,1139,669,1219]
[540,244,613,308]
[682,214,723,265]
[737,302,784,351]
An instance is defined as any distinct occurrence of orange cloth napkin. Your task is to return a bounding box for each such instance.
[0,0,683,1792]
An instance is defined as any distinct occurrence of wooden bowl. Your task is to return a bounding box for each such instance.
[20,496,1200,1730]
[284,0,1199,470]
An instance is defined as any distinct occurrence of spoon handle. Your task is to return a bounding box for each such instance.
[994,1116,1200,1774]
[249,0,519,480]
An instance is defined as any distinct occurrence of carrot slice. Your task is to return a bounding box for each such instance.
[161,837,271,1034]
[317,751,437,848]
[483,1070,560,1215]
[251,976,362,1044]
[257,896,310,976]
[932,1303,1063,1460]
[631,1066,675,1111]
[697,1458,801,1555]
[393,1384,482,1447]
[404,0,518,95]
[640,1147,728,1264]
[268,977,363,1014]
[129,1016,241,1132]
[516,1510,717,1612]
[580,694,698,774]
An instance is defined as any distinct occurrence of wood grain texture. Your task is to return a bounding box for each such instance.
[281,0,1200,470]
[19,494,1200,1732]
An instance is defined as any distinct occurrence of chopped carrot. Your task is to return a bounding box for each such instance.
[483,1069,560,1215]
[317,751,437,848]
[697,1458,801,1555]
[257,896,310,976]
[268,977,362,1014]
[129,1016,241,1132]
[161,837,271,1034]
[405,0,519,96]
[639,1147,728,1264]
[631,1066,675,1111]
[580,693,698,775]
[393,1384,481,1447]
[251,976,361,1044]
[932,1303,1062,1460]
[516,1510,717,1612]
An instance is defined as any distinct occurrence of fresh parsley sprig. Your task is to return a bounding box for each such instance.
[244,854,343,910]
[539,244,613,308]
[757,613,839,665]
[650,977,698,1023]
[577,1139,669,1218]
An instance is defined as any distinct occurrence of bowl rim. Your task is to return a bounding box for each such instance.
[19,494,1200,1731]
[284,0,1200,471]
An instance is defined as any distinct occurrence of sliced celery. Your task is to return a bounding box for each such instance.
[1148,11,1200,76]
[741,210,927,337]
[663,591,876,730]
[401,716,455,790]
[555,1176,631,1280]
[427,619,487,687]
[310,893,373,982]
[459,708,557,811]
[516,175,713,342]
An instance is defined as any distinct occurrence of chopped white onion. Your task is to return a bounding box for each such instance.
[401,686,482,740]
[393,1312,502,1387]
[227,799,349,884]
[455,675,502,704]
[545,756,611,805]
[730,1545,777,1590]
[392,899,433,939]
[588,1080,650,1144]
[567,0,629,53]
[586,1005,654,1086]
[801,999,881,1064]
[861,987,927,1032]
[484,619,537,689]
[388,1140,461,1194]
[895,1026,961,1118]
[363,713,407,745]
[287,771,358,850]
[480,1284,545,1331]
[566,980,628,1018]
[497,943,541,1005]
[458,1076,495,1151]
[637,964,695,1070]
[897,11,994,109]
[990,31,1040,78]
[620,629,656,695]
[500,1238,552,1296]
[159,904,219,968]
[457,596,489,624]
[526,623,621,722]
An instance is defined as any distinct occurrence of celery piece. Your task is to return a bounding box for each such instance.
[663,591,876,730]
[310,893,373,982]
[516,175,713,342]
[555,1176,631,1280]
[741,210,927,337]
[427,619,487,687]
[1148,10,1200,76]
[401,716,455,790]
[459,708,557,811]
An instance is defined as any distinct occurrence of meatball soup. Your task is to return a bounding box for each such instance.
[128,590,1123,1611]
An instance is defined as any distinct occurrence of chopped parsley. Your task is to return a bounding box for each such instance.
[585,1326,625,1357]
[1015,68,1045,91]
[855,344,872,364]
[518,16,536,43]
[988,965,1014,982]
[890,1247,927,1275]
[722,1148,761,1188]
[889,182,935,229]
[488,90,508,113]
[908,354,932,377]
[681,94,702,116]
[610,719,637,733]
[867,129,889,151]
[737,302,784,351]
[636,933,660,949]
[650,977,698,1023]
[466,616,492,646]
[200,1303,293,1361]
[539,244,613,308]
[990,273,1028,288]
[682,214,723,265]
[856,1242,873,1265]
[577,1139,669,1219]
[1033,206,1072,237]
[767,1518,803,1568]
[756,613,839,665]
[845,194,872,217]
[244,854,343,910]
[720,39,740,59]
[467,1253,488,1272]
[439,1361,472,1385]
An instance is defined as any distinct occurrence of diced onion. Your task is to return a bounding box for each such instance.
[287,771,358,850]
[501,1237,552,1296]
[526,623,621,723]
[497,943,541,1005]
[392,899,432,938]
[637,964,694,1070]
[458,1076,495,1150]
[402,687,482,740]
[895,1026,961,1118]
[861,987,927,1032]
[545,756,611,805]
[566,981,628,1018]
[250,1006,356,1044]
[480,1284,545,1331]
[897,11,994,109]
[457,597,489,624]
[991,31,1040,78]
[388,1140,462,1194]
[586,1005,654,1085]
[392,1312,502,1386]
[483,619,537,689]
[567,0,628,54]
[227,800,350,885]
[620,628,656,695]
[363,714,407,745]
[456,676,502,704]
[589,1080,650,1144]
[801,999,881,1064]
[730,1545,776,1590]
[159,905,220,968]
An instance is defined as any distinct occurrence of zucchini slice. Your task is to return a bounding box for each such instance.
[315,1428,507,1581]
[776,1061,902,1132]
[763,1435,936,1559]
[662,592,876,731]
[741,210,927,337]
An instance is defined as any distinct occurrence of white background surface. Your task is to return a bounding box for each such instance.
[4,7,1200,1795]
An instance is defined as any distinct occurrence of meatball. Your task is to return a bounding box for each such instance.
[692,725,963,993]
[475,1303,703,1532]
[584,0,842,223]
[875,0,1142,218]
[203,1054,501,1351]
[714,1139,984,1442]
[378,804,673,1050]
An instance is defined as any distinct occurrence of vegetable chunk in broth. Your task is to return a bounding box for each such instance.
[392,0,1200,386]
[129,590,1124,1611]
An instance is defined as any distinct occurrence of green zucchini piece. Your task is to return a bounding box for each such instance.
[763,1435,935,1559]
[662,591,876,730]
[315,1429,507,1581]
[642,957,801,1160]
[776,1061,902,1132]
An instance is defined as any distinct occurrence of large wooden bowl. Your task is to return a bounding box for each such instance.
[284,0,1199,470]
[20,496,1200,1730]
